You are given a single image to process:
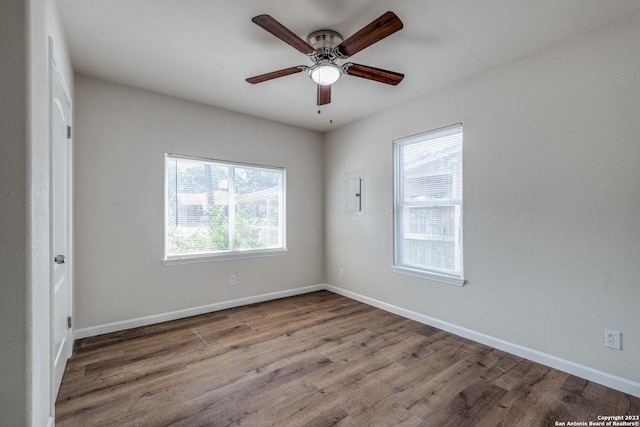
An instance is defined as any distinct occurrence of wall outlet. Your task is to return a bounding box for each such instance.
[604,329,621,350]
[228,274,236,286]
[339,268,344,278]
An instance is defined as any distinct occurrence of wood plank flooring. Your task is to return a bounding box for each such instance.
[56,291,639,426]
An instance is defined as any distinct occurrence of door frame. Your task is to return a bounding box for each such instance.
[49,37,73,418]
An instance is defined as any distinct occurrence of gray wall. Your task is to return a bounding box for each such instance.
[73,76,324,329]
[324,14,640,384]
[0,0,73,424]
[0,1,31,422]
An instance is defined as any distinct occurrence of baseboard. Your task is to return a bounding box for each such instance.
[324,284,640,398]
[46,416,54,427]
[72,282,639,398]
[73,284,324,340]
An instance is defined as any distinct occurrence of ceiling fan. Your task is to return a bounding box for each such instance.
[246,11,405,106]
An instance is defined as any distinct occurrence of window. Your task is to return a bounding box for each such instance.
[393,124,463,285]
[165,154,285,263]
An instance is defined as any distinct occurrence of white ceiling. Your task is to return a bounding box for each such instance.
[57,0,640,132]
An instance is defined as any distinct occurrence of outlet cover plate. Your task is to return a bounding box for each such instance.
[605,330,621,350]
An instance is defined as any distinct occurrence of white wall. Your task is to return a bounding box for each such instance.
[0,0,73,424]
[325,14,640,386]
[73,76,324,329]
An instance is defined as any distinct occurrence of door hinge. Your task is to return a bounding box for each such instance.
[67,125,72,139]
[67,316,72,329]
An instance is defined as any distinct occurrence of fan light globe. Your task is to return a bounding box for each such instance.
[309,63,341,85]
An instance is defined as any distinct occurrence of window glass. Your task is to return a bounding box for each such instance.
[393,124,463,285]
[165,155,285,260]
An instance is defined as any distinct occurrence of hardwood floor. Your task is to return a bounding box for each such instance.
[56,291,639,426]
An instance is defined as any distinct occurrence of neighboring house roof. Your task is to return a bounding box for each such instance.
[173,191,230,207]
[176,193,208,207]
[170,188,279,209]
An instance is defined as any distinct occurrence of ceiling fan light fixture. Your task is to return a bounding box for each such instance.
[309,63,341,85]
[247,12,405,105]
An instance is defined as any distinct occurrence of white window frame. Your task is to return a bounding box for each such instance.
[163,154,287,265]
[392,123,464,286]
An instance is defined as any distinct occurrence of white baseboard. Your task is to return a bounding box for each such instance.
[73,284,324,340]
[325,284,640,398]
[72,282,639,398]
[46,416,54,427]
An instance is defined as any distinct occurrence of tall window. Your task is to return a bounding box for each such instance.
[393,124,463,285]
[165,154,285,262]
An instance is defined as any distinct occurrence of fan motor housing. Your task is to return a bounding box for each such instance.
[307,30,343,49]
[308,30,343,62]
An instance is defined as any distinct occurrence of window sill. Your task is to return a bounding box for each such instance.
[392,265,465,286]
[163,248,288,266]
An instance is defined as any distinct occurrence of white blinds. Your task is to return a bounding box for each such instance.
[394,124,463,284]
[165,155,284,258]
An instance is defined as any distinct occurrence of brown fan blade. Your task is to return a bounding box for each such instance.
[336,11,403,58]
[344,63,404,86]
[317,84,331,105]
[252,15,315,55]
[246,66,305,84]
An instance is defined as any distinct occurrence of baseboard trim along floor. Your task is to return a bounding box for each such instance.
[324,285,640,398]
[73,283,640,398]
[74,284,325,340]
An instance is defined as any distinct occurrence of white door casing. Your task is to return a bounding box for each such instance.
[50,40,73,410]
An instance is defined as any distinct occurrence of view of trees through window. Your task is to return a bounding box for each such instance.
[166,155,284,257]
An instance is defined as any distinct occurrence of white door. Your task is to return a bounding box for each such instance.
[50,43,72,403]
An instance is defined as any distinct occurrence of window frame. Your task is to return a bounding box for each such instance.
[163,153,287,265]
[392,123,464,286]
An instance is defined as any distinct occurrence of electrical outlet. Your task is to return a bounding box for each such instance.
[339,268,344,278]
[605,330,621,350]
[228,274,236,286]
